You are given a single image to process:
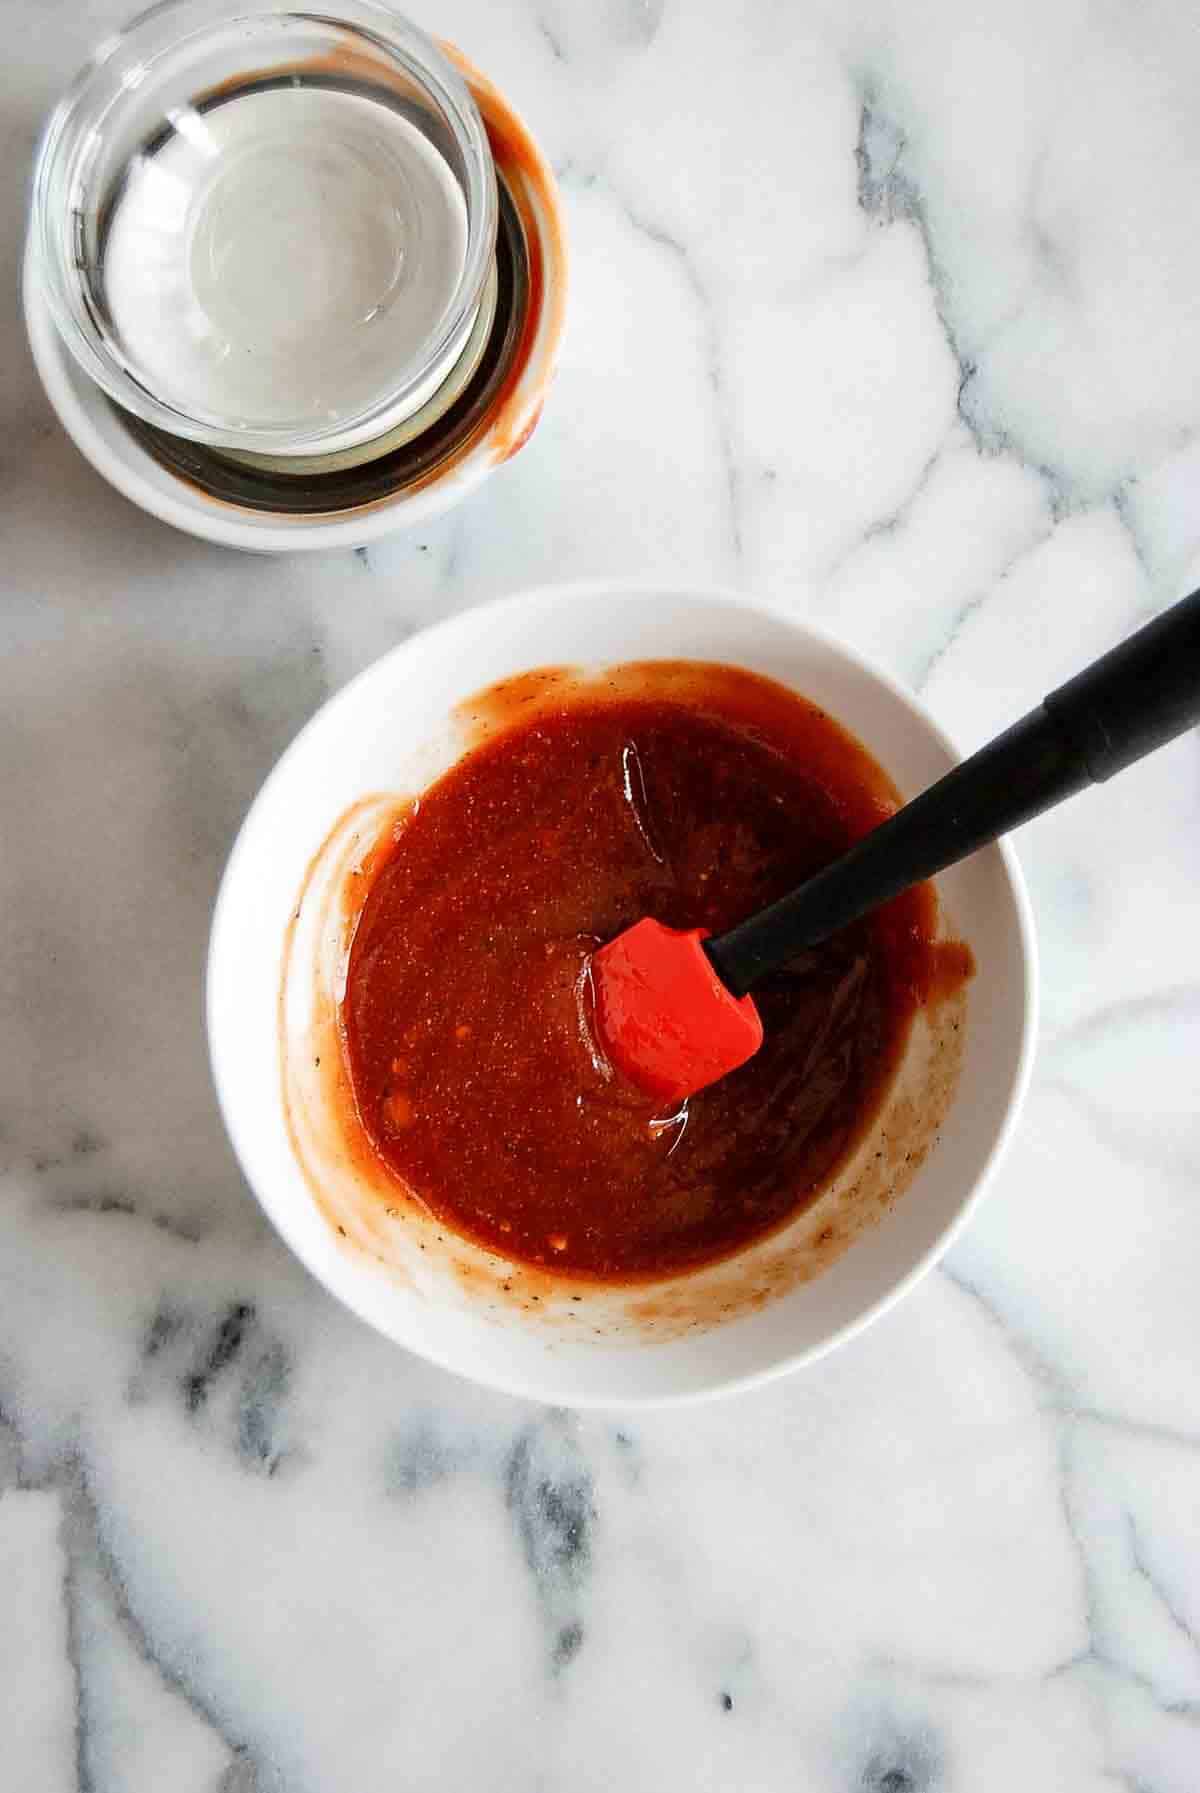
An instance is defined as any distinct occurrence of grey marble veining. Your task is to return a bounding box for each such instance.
[2,2,1199,1789]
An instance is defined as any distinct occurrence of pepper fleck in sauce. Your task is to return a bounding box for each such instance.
[341,663,969,1280]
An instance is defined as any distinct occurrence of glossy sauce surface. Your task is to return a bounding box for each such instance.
[342,664,967,1280]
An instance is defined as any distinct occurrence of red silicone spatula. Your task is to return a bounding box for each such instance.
[593,587,1200,1105]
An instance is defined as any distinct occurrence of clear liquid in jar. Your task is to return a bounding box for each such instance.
[100,83,469,446]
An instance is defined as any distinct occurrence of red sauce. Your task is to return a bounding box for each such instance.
[341,663,970,1280]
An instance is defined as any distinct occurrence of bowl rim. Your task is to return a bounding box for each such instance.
[206,580,1039,1406]
[23,227,525,551]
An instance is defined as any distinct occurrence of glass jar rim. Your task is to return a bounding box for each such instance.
[31,0,498,454]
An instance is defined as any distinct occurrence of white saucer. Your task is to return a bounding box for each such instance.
[23,52,567,554]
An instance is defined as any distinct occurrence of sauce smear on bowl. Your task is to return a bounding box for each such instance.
[341,662,969,1279]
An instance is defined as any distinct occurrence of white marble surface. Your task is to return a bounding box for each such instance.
[2,2,1199,1788]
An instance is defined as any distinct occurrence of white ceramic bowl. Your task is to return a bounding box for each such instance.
[207,584,1037,1405]
[24,48,566,552]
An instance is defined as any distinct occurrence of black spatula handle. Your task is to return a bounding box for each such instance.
[707,587,1200,999]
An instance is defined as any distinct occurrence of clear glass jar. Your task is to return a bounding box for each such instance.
[30,0,497,457]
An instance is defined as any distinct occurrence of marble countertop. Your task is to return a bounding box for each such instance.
[3,2,1200,1788]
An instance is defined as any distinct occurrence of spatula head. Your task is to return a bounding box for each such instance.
[591,919,764,1104]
